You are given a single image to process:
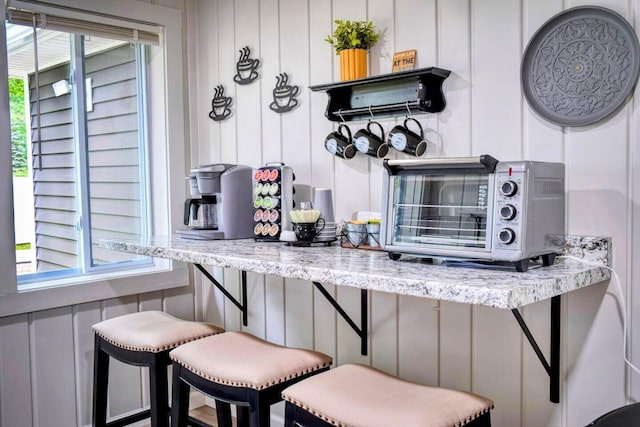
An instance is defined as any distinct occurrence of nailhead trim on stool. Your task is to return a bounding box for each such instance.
[92,311,224,427]
[169,331,333,427]
[282,364,494,427]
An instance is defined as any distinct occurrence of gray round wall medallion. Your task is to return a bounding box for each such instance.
[521,6,640,127]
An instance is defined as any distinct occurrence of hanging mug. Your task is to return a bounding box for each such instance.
[325,124,356,159]
[353,120,389,159]
[388,117,427,157]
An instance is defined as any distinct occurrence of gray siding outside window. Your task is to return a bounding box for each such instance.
[29,44,142,271]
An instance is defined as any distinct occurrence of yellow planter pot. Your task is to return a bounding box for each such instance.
[339,49,367,81]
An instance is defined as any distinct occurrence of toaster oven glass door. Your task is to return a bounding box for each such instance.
[390,173,492,249]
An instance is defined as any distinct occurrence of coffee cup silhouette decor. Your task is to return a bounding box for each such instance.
[233,46,260,85]
[269,73,299,113]
[209,85,233,121]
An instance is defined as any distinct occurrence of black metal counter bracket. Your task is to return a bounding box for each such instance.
[512,294,560,403]
[195,264,248,326]
[313,282,368,356]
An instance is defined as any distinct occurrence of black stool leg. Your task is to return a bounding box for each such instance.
[214,401,232,426]
[150,353,170,427]
[171,364,191,427]
[236,405,250,427]
[248,394,270,427]
[93,336,110,427]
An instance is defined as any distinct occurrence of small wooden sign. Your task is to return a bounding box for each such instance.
[392,50,416,72]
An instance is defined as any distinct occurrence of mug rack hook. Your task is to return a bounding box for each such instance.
[405,101,412,117]
[337,109,346,123]
[368,105,374,120]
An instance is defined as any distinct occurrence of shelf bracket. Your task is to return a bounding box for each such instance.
[195,264,248,326]
[313,282,368,356]
[512,295,560,403]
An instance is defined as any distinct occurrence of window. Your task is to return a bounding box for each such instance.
[0,0,187,312]
[8,25,151,285]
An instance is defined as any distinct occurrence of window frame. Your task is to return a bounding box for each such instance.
[0,0,189,317]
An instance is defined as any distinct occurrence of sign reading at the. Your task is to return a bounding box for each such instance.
[392,50,416,72]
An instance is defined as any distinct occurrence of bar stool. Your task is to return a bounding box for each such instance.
[92,310,225,427]
[169,331,333,427]
[282,364,494,427]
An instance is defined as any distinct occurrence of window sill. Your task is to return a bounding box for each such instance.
[0,260,189,317]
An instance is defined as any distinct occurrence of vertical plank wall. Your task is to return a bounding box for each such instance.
[0,286,196,427]
[189,0,639,426]
[2,0,634,426]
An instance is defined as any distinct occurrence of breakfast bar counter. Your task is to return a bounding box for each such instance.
[99,234,610,403]
[99,235,610,310]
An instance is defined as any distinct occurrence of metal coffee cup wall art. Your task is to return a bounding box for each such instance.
[269,73,299,113]
[209,85,233,121]
[234,46,260,85]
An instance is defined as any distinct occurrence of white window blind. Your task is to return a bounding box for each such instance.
[6,1,160,45]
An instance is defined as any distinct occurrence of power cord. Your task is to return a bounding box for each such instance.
[559,255,640,376]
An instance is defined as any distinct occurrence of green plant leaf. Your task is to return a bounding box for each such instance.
[325,19,381,55]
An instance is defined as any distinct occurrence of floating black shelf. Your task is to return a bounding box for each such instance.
[309,67,451,122]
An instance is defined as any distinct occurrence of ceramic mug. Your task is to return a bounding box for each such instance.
[388,117,427,157]
[354,120,389,159]
[325,124,356,159]
[293,218,326,241]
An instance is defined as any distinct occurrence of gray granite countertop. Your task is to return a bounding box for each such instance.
[99,235,611,309]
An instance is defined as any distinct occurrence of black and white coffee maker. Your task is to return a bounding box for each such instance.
[179,164,254,240]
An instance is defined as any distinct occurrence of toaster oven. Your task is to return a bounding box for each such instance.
[380,155,565,272]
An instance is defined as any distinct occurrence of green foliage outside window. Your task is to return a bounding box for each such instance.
[9,78,27,177]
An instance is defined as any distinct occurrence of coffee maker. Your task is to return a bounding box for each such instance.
[179,164,254,240]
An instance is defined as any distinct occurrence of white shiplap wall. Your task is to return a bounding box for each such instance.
[0,286,196,427]
[0,0,636,426]
[188,1,639,426]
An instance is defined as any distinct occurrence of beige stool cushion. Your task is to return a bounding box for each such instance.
[92,310,224,353]
[169,331,332,391]
[282,364,494,427]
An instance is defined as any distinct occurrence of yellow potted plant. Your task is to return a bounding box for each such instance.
[325,19,380,81]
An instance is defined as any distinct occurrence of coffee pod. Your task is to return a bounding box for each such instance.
[388,117,427,157]
[354,120,389,159]
[325,124,356,159]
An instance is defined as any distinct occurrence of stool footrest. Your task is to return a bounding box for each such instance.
[187,414,213,427]
[105,409,151,427]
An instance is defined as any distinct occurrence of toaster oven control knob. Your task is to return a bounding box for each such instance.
[499,204,517,221]
[498,228,516,245]
[500,180,518,197]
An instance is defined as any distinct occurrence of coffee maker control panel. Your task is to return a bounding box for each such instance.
[253,164,294,241]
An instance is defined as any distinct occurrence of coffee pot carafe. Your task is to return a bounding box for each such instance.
[184,197,218,229]
[179,164,254,240]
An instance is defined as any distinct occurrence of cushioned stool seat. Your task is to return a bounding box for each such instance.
[169,331,333,426]
[282,364,494,427]
[92,310,224,427]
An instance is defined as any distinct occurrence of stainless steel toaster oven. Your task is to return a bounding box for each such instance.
[380,155,565,272]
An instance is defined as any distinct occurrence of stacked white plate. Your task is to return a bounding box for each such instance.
[316,221,337,242]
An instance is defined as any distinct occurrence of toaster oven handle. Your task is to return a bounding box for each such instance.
[383,155,499,174]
